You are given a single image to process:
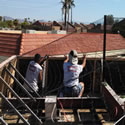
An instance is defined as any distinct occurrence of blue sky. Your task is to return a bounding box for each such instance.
[0,0,125,23]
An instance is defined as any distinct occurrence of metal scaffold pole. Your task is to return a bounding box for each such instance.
[9,63,40,97]
[0,76,43,125]
[102,15,107,82]
[0,116,8,125]
[0,92,30,125]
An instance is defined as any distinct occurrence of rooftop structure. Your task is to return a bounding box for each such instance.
[0,31,125,124]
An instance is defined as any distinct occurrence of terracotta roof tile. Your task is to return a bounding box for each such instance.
[24,33,125,56]
[0,33,21,56]
[1,32,125,57]
[20,33,65,55]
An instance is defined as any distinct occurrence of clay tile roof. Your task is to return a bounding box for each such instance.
[24,33,125,56]
[0,32,21,56]
[20,33,65,55]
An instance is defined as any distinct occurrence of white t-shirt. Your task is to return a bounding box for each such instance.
[24,61,42,92]
[63,62,83,87]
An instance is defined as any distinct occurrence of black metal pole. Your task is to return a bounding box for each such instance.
[102,15,107,82]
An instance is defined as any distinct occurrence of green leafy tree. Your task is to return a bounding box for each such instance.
[13,19,19,26]
[106,15,114,25]
[0,16,2,22]
[21,18,30,29]
[112,19,125,38]
[23,18,29,25]
[15,24,21,30]
[6,20,13,28]
[0,21,7,28]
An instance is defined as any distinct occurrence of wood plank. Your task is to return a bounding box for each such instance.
[57,97,105,109]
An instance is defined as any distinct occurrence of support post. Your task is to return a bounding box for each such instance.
[4,67,35,101]
[45,96,57,122]
[0,77,43,125]
[102,15,107,82]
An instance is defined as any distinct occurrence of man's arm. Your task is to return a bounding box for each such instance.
[64,55,69,62]
[39,70,42,81]
[38,70,42,88]
[82,55,86,68]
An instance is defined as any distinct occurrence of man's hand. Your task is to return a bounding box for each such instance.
[64,54,69,62]
[40,55,49,65]
[83,54,86,58]
[44,54,49,60]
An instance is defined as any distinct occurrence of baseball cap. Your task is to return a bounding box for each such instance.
[69,50,78,64]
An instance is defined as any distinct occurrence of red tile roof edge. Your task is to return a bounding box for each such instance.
[21,33,125,57]
[21,32,79,56]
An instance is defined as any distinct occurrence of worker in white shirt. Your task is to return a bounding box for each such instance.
[24,54,49,96]
[63,50,86,97]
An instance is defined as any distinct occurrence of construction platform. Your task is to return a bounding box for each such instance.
[0,56,125,124]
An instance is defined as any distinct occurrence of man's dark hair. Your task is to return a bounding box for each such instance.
[34,54,41,63]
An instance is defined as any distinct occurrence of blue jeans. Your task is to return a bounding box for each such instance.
[63,83,82,97]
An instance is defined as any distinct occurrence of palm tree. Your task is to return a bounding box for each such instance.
[67,0,70,23]
[61,0,68,29]
[61,0,75,29]
[61,7,64,21]
[69,0,75,24]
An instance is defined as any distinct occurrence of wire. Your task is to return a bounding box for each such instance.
[57,98,69,122]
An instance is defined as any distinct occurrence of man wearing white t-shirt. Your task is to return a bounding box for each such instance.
[24,54,42,95]
[63,50,86,97]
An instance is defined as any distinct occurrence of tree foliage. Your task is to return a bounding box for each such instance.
[6,20,13,28]
[61,0,75,27]
[0,21,8,28]
[13,19,19,26]
[106,15,114,25]
[0,16,32,30]
[0,16,2,22]
[112,19,125,38]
